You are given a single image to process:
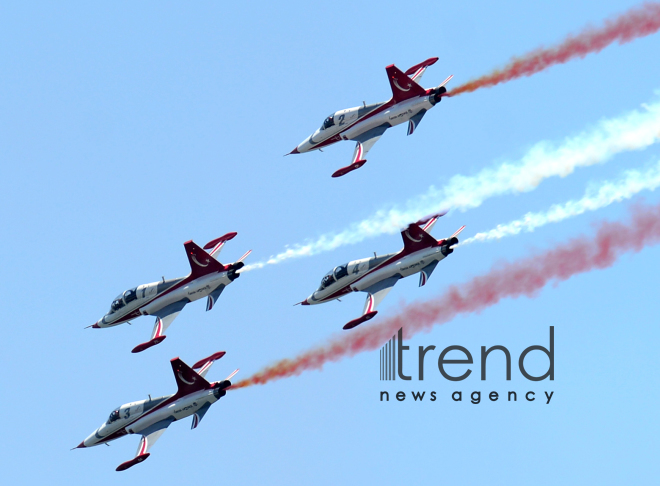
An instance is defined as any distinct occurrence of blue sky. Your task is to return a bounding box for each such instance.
[1,1,659,484]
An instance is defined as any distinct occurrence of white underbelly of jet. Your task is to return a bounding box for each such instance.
[351,248,444,291]
[344,98,432,140]
[142,273,226,314]
[127,390,217,434]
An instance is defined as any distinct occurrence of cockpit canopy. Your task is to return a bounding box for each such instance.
[321,114,335,131]
[109,287,138,314]
[318,263,348,291]
[107,409,120,424]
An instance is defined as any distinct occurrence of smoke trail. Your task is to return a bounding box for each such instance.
[462,160,660,244]
[233,202,660,388]
[243,100,660,271]
[448,3,660,97]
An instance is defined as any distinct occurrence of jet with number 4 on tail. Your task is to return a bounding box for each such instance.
[90,232,251,353]
[74,352,238,471]
[288,57,453,177]
[298,213,464,329]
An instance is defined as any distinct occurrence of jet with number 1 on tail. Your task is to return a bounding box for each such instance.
[298,213,464,329]
[74,352,238,471]
[288,57,453,177]
[90,232,251,353]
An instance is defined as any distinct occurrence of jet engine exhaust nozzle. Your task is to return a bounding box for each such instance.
[441,236,459,256]
[214,380,232,398]
[227,262,244,281]
[431,86,447,105]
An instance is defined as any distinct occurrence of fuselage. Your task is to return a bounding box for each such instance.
[304,244,448,305]
[295,93,438,154]
[94,270,233,328]
[81,386,223,447]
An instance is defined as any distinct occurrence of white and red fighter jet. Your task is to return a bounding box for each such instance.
[90,232,251,353]
[299,213,464,329]
[74,351,238,471]
[289,57,453,177]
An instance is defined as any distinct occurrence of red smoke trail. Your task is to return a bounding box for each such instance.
[447,3,660,97]
[232,203,660,389]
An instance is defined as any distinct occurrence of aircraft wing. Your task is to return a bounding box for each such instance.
[132,300,188,353]
[405,57,439,85]
[343,276,400,330]
[362,276,399,314]
[332,124,389,178]
[203,232,238,260]
[192,351,226,379]
[116,424,170,471]
[416,211,448,234]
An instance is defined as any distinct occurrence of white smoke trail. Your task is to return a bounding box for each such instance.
[462,160,660,244]
[244,98,660,271]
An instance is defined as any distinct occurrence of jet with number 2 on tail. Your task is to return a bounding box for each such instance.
[89,232,251,353]
[74,352,238,471]
[298,213,464,329]
[288,57,453,177]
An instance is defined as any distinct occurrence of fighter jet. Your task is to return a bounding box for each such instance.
[299,213,464,329]
[74,352,238,471]
[90,232,251,353]
[289,57,453,177]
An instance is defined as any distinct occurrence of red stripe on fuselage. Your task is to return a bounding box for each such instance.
[311,98,401,149]
[106,269,225,326]
[90,382,214,445]
[317,239,437,303]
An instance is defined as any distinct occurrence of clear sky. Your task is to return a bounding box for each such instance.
[1,1,659,484]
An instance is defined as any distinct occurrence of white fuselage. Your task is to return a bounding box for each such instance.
[96,270,231,328]
[82,388,220,447]
[307,245,447,304]
[297,95,435,153]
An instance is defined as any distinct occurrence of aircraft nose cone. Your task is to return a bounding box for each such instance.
[75,441,86,449]
[288,146,300,155]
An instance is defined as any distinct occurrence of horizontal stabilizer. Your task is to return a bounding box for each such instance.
[419,261,439,287]
[451,225,466,238]
[206,285,226,311]
[438,74,454,88]
[236,250,252,263]
[224,369,239,381]
[191,402,212,429]
[407,109,426,136]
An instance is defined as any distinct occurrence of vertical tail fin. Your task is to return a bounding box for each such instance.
[386,65,426,103]
[170,357,210,395]
[183,240,224,277]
